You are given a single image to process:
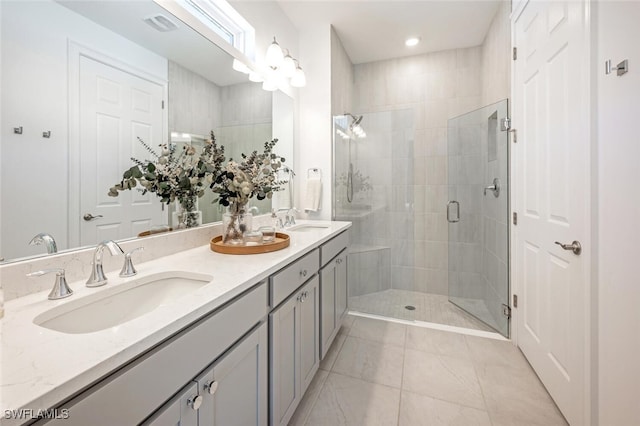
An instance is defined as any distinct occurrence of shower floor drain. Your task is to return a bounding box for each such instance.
[404,305,416,311]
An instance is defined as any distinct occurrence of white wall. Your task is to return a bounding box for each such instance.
[596,2,640,424]
[0,1,166,261]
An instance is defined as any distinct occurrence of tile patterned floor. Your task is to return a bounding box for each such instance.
[289,315,567,426]
[349,289,497,333]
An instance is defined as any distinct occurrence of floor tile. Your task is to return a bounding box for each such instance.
[319,333,347,372]
[305,373,401,426]
[402,349,486,409]
[332,336,405,388]
[405,326,470,360]
[339,315,356,335]
[399,390,492,426]
[465,335,531,370]
[348,316,407,347]
[476,363,568,426]
[288,369,329,426]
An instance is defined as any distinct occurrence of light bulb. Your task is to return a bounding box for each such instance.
[249,71,264,82]
[290,65,306,88]
[232,59,251,74]
[265,37,284,69]
[281,55,297,78]
[262,75,278,91]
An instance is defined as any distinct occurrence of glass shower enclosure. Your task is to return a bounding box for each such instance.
[447,100,510,336]
[333,100,510,337]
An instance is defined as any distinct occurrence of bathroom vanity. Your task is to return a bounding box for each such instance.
[0,221,350,426]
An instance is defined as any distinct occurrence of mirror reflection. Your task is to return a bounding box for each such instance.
[0,0,294,262]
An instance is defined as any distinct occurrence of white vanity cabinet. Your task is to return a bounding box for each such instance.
[319,231,349,359]
[269,276,320,426]
[39,282,268,426]
[269,249,321,426]
[145,322,268,426]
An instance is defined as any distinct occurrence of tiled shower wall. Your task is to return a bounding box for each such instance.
[352,48,483,295]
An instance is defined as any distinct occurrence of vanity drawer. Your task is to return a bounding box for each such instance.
[270,249,319,308]
[320,230,350,267]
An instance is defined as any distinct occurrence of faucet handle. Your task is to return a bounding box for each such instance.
[120,247,144,278]
[26,268,73,300]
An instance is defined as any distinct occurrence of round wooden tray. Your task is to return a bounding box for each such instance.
[210,232,290,255]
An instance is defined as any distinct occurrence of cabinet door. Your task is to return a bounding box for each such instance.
[142,382,199,426]
[196,322,268,426]
[299,276,320,395]
[335,250,348,324]
[319,261,336,360]
[270,292,300,426]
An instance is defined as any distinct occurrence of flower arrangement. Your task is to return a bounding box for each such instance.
[209,136,286,214]
[107,131,286,234]
[108,136,222,227]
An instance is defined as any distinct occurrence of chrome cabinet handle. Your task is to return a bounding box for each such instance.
[298,291,308,303]
[336,258,343,265]
[188,395,203,410]
[554,241,582,255]
[83,213,103,221]
[300,269,308,278]
[447,201,460,223]
[204,380,218,395]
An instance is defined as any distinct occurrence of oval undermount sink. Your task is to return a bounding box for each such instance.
[288,224,330,232]
[34,271,213,334]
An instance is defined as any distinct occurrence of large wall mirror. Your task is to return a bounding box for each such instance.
[0,0,294,263]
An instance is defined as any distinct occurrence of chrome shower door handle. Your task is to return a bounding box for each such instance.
[447,201,460,223]
[483,178,501,197]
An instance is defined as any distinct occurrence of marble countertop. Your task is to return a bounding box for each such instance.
[0,220,350,421]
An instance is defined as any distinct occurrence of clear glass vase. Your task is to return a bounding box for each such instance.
[177,195,201,229]
[222,212,253,245]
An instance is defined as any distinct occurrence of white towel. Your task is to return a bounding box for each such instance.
[303,177,322,212]
[273,178,292,210]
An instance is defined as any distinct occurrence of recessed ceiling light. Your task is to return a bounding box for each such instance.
[405,37,421,47]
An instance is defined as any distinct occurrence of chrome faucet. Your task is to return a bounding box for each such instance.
[26,268,73,300]
[284,208,300,227]
[29,232,58,254]
[86,240,123,287]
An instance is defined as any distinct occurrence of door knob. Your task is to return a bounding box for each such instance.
[83,213,104,221]
[554,240,582,255]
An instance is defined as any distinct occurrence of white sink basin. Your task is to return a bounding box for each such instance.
[34,271,212,334]
[288,224,330,232]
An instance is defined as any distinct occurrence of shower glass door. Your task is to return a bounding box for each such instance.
[333,110,417,321]
[447,99,510,337]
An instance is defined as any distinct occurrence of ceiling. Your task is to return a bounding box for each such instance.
[278,0,504,64]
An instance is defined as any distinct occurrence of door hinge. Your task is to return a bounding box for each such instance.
[513,212,518,225]
[513,47,518,60]
[500,117,511,131]
[513,294,518,308]
[502,304,512,319]
[161,100,165,109]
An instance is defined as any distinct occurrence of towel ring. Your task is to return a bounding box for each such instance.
[307,168,322,179]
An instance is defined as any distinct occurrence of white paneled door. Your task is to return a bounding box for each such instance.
[513,1,590,424]
[79,56,165,246]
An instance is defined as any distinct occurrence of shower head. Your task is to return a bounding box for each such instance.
[344,112,366,138]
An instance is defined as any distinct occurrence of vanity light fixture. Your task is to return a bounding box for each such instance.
[290,60,306,88]
[265,36,284,68]
[281,50,297,78]
[405,36,421,47]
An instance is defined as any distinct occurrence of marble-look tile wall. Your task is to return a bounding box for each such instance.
[481,1,512,106]
[168,61,222,136]
[352,47,483,296]
[331,26,353,116]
